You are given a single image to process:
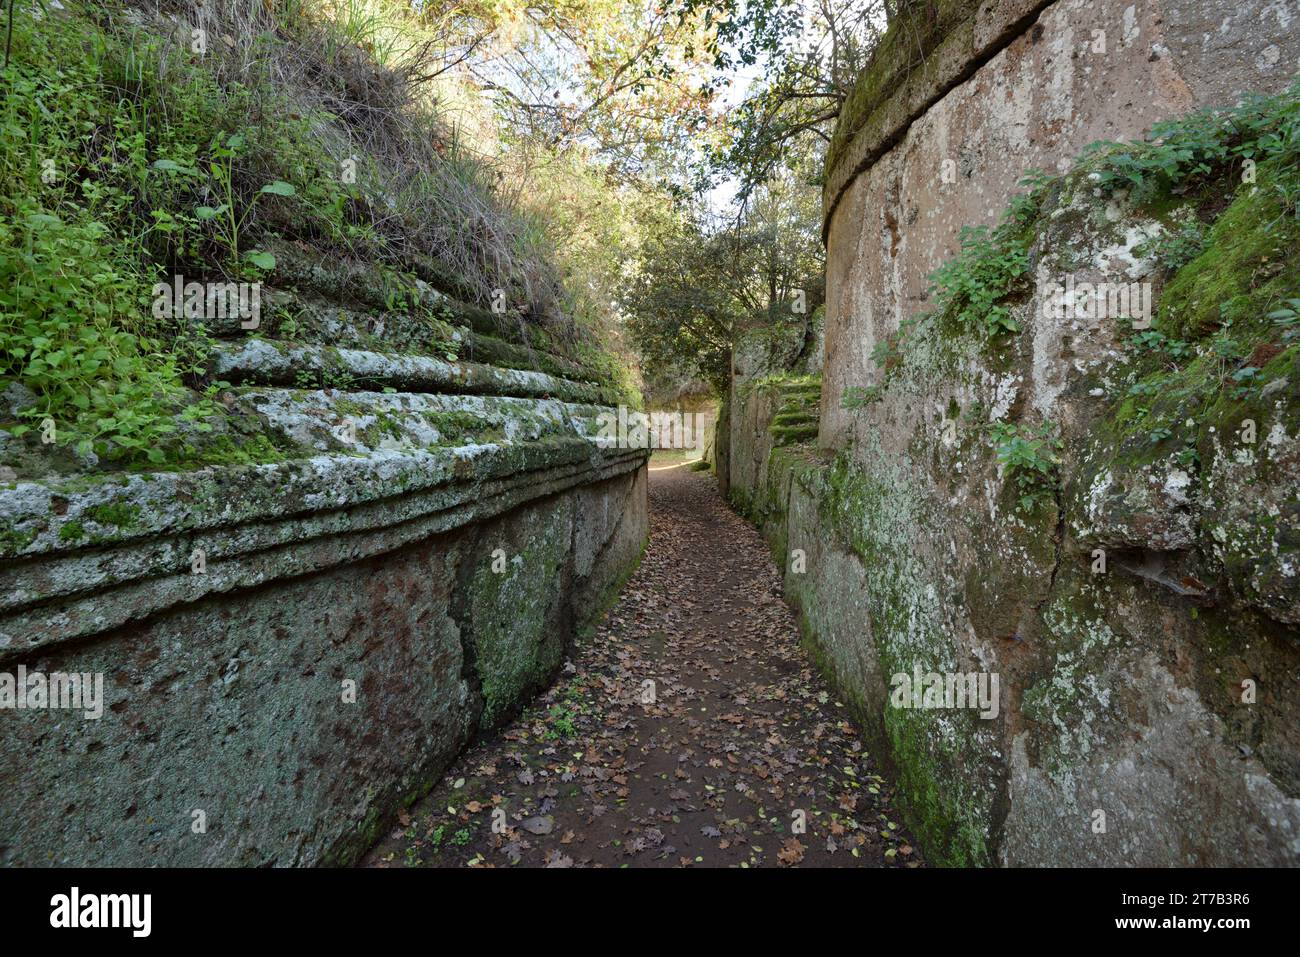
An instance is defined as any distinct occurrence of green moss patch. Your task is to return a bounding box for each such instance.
[827,0,985,180]
[1159,161,1300,341]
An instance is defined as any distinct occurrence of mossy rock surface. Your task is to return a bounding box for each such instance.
[735,86,1300,865]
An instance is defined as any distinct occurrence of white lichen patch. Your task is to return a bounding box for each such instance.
[239,388,602,454]
[212,339,605,404]
[1093,222,1165,279]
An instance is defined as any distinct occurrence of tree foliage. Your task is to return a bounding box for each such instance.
[676,0,890,199]
[620,168,824,391]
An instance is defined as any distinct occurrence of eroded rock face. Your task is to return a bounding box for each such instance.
[823,0,1300,447]
[724,0,1300,866]
[0,243,649,867]
[0,468,645,866]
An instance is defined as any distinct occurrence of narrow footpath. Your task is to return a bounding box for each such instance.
[364,459,921,868]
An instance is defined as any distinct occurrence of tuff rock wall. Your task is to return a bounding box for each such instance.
[0,244,648,866]
[724,0,1300,865]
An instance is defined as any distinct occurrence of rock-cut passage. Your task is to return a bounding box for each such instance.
[364,461,921,868]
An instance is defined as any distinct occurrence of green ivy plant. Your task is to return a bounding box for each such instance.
[929,225,1030,336]
[1126,326,1194,364]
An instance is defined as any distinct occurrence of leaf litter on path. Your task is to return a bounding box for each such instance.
[363,466,923,869]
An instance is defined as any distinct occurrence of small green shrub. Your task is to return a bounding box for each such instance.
[0,206,209,463]
[1080,83,1300,204]
[987,421,1061,513]
[926,177,1044,339]
[162,132,296,273]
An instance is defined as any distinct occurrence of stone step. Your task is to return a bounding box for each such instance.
[0,433,644,660]
[771,422,819,446]
[232,387,607,456]
[261,239,563,357]
[209,339,619,406]
[772,410,819,427]
[191,286,599,386]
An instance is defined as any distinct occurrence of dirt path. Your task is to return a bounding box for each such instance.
[364,461,921,868]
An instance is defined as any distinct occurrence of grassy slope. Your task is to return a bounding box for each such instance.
[0,0,629,474]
